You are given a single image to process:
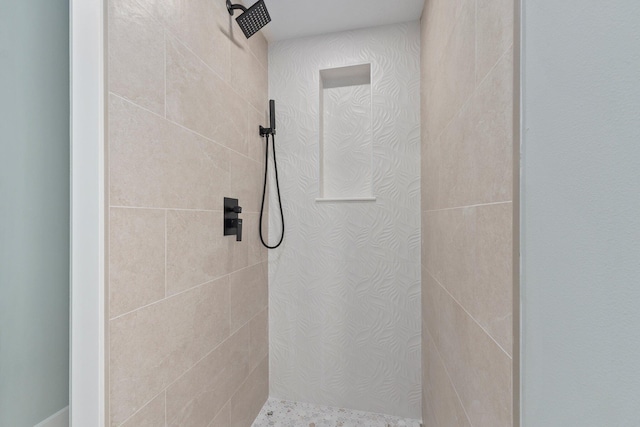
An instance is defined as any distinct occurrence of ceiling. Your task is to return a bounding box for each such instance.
[260,0,425,42]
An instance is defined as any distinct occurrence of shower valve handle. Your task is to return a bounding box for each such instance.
[235,219,243,242]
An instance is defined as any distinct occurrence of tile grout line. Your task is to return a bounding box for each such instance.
[478,41,514,90]
[208,400,230,427]
[109,205,264,214]
[425,200,512,213]
[475,0,478,84]
[165,29,266,113]
[429,42,514,146]
[117,305,267,427]
[164,29,167,119]
[425,266,513,359]
[110,261,267,321]
[230,354,269,424]
[425,327,475,427]
[163,308,268,409]
[108,92,264,165]
[227,276,232,350]
[115,387,166,427]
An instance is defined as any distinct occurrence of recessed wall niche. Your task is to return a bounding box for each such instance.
[318,63,374,202]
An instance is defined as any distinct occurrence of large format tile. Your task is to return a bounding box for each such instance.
[166,35,248,153]
[421,0,473,87]
[131,0,233,83]
[422,210,442,282]
[229,262,268,333]
[245,212,268,267]
[228,151,264,213]
[119,391,166,427]
[424,203,513,353]
[229,228,250,273]
[230,31,268,112]
[109,208,165,318]
[170,0,232,82]
[424,0,476,144]
[468,49,514,205]
[433,49,513,210]
[434,279,512,427]
[246,32,268,70]
[230,356,268,427]
[247,106,268,163]
[420,1,514,426]
[109,277,230,426]
[209,403,230,427]
[108,0,164,115]
[421,267,441,348]
[476,0,514,84]
[474,203,513,353]
[422,396,440,427]
[166,325,250,427]
[423,328,471,427]
[249,308,268,371]
[166,210,232,295]
[109,95,229,210]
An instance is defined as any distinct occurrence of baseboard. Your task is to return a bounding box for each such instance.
[34,406,69,427]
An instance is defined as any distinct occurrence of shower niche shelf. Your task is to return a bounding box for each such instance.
[317,63,375,203]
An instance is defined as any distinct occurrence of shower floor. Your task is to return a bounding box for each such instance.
[252,398,421,427]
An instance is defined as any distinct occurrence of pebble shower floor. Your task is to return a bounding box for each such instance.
[252,398,422,427]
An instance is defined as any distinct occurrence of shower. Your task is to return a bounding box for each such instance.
[226,0,272,39]
[259,100,285,249]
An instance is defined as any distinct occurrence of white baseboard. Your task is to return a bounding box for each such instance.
[34,406,69,427]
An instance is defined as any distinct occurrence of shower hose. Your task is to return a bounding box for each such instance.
[259,133,285,249]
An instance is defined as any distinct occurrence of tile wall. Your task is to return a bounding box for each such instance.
[420,0,515,425]
[268,23,422,419]
[106,0,269,425]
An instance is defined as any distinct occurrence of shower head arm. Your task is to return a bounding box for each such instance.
[226,0,247,15]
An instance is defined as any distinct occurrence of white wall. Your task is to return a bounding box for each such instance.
[268,22,421,418]
[0,1,70,425]
[521,1,640,425]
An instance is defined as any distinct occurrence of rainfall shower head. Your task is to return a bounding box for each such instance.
[226,0,272,39]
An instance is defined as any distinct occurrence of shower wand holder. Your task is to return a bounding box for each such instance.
[259,125,275,137]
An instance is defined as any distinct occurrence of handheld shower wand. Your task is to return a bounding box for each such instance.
[259,100,285,249]
[259,100,276,137]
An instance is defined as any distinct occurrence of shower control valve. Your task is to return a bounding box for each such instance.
[224,197,243,242]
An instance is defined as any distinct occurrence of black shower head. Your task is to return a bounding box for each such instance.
[226,0,272,39]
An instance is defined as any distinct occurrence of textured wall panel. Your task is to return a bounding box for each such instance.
[322,84,372,198]
[268,22,422,419]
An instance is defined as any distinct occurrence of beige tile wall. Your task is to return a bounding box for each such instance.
[107,0,269,425]
[420,0,514,425]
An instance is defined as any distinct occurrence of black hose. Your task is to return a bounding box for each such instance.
[259,133,285,249]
